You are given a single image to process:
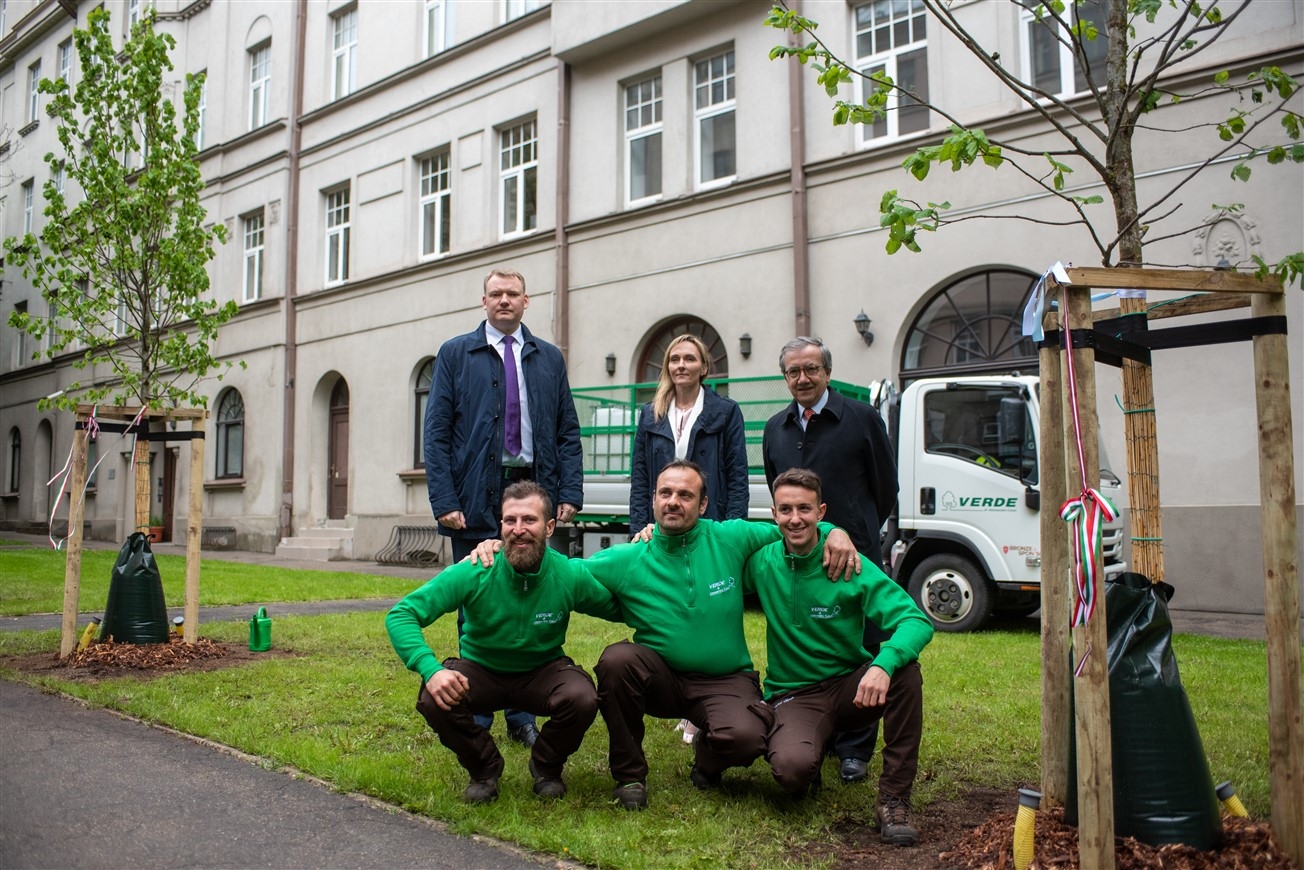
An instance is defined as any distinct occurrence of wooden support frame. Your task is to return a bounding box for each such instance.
[59,406,209,656]
[1040,269,1302,866]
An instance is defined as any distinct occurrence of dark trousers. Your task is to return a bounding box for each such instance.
[594,640,772,784]
[777,660,924,799]
[450,535,536,734]
[414,656,598,781]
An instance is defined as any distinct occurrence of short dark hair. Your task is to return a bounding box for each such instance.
[657,459,708,498]
[772,467,823,503]
[502,481,553,521]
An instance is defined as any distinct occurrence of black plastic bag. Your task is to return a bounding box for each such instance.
[1067,572,1223,849]
[100,532,170,644]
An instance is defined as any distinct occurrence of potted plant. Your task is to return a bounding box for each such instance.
[147,515,165,543]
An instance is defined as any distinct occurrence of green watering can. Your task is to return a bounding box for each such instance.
[248,607,272,651]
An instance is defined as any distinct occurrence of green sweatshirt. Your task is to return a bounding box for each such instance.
[743,528,934,699]
[386,547,621,683]
[585,518,833,675]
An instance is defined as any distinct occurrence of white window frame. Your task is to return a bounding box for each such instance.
[22,179,34,233]
[499,119,537,239]
[248,43,271,130]
[418,150,451,259]
[115,291,130,336]
[424,0,449,57]
[1019,0,1110,98]
[52,163,64,196]
[625,74,663,206]
[325,186,351,286]
[693,49,736,190]
[28,60,41,124]
[504,0,544,22]
[853,0,931,145]
[13,301,28,366]
[194,73,207,150]
[331,7,358,101]
[242,210,265,302]
[57,39,73,84]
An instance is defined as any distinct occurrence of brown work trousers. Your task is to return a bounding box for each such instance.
[414,656,598,781]
[766,660,923,798]
[595,640,772,784]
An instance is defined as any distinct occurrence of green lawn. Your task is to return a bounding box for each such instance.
[0,541,1278,867]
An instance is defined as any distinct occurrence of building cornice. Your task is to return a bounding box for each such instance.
[0,0,75,70]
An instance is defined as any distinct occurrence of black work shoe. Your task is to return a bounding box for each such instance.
[507,721,539,748]
[463,777,499,804]
[876,794,919,846]
[688,764,722,791]
[612,781,647,810]
[528,759,566,799]
[839,757,869,783]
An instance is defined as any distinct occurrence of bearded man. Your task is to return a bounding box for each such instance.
[386,482,621,804]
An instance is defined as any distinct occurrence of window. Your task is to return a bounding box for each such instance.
[901,269,1038,379]
[195,72,207,150]
[854,0,930,142]
[424,0,447,57]
[28,60,41,123]
[414,359,434,467]
[1023,0,1110,97]
[325,186,351,285]
[45,299,56,352]
[694,50,735,187]
[215,389,245,478]
[115,290,129,336]
[249,43,271,130]
[13,301,28,366]
[243,211,265,302]
[331,8,358,101]
[505,0,543,21]
[58,40,73,84]
[625,75,662,204]
[127,0,144,28]
[22,180,34,233]
[52,163,64,195]
[499,119,537,237]
[7,429,19,494]
[419,151,451,258]
[86,436,99,488]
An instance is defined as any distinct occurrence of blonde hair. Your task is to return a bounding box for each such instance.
[652,334,711,420]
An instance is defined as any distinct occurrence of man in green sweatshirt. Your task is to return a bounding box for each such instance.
[386,482,621,804]
[744,468,933,845]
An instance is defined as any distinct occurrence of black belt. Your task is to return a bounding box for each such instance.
[502,466,534,481]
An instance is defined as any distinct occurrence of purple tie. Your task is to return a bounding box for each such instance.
[503,335,522,456]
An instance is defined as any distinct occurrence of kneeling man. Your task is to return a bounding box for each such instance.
[386,481,621,803]
[745,469,933,845]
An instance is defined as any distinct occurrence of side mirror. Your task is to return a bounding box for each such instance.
[998,397,1026,447]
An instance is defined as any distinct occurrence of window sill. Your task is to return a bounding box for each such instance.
[204,477,246,490]
[19,120,38,136]
[398,468,426,485]
[0,492,18,501]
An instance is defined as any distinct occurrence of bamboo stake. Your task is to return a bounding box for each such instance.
[1061,286,1114,870]
[59,423,90,659]
[1117,298,1164,584]
[1250,292,1304,865]
[184,413,206,644]
[1039,338,1070,808]
[134,427,151,535]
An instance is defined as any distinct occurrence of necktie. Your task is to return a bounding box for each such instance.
[802,407,815,428]
[503,335,522,456]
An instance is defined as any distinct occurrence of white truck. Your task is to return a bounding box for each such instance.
[570,374,1125,632]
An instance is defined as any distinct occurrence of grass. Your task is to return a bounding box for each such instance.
[0,603,1277,869]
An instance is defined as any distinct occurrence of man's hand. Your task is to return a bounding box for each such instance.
[438,510,466,530]
[822,528,863,580]
[425,669,470,712]
[466,538,503,566]
[630,523,655,543]
[557,503,578,524]
[853,665,890,709]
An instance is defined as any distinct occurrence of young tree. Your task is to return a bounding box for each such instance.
[5,7,235,414]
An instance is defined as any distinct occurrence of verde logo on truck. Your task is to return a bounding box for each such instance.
[941,491,1018,511]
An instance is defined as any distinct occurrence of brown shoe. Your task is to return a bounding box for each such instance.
[464,776,499,804]
[876,794,918,846]
[529,759,567,799]
[612,781,647,810]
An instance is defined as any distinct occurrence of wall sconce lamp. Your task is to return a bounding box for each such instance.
[853,310,874,346]
[739,333,752,359]
[605,353,617,377]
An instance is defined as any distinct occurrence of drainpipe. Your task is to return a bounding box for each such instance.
[554,59,571,364]
[788,0,811,336]
[279,0,308,541]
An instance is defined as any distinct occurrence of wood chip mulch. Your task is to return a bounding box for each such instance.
[940,807,1297,869]
[66,636,229,670]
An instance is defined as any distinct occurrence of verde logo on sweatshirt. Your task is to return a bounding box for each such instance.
[708,576,737,597]
[533,611,564,626]
[810,605,842,620]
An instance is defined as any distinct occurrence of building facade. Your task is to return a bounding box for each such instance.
[2,0,1301,614]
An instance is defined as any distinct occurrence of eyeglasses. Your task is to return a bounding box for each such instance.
[782,364,826,380]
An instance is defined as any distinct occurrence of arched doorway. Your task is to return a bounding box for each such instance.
[901,269,1039,382]
[327,379,350,520]
[637,316,729,387]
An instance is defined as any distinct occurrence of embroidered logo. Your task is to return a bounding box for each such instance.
[533,612,564,626]
[708,576,737,597]
[809,605,842,620]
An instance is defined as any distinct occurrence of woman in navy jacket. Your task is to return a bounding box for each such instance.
[628,334,749,531]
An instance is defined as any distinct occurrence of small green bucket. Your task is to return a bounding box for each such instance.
[248,606,272,651]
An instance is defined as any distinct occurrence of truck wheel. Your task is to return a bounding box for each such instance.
[908,555,993,632]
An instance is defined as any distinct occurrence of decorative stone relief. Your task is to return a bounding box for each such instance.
[1191,211,1261,268]
[268,200,281,225]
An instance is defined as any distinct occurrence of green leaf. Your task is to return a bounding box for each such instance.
[1214,70,1230,85]
[1231,164,1251,182]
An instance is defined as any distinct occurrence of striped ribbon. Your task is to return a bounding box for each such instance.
[1060,487,1120,626]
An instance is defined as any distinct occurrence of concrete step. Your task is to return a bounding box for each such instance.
[275,525,355,561]
[296,527,355,540]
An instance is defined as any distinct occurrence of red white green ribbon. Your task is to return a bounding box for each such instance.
[1060,488,1120,626]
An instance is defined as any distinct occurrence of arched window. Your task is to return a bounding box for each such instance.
[637,316,729,385]
[6,429,19,494]
[414,358,434,467]
[901,269,1039,381]
[215,389,245,478]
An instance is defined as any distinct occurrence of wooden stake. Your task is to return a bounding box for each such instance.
[59,424,90,659]
[134,429,151,535]
[1116,297,1164,584]
[1039,338,1070,808]
[184,413,206,643]
[1250,291,1304,865]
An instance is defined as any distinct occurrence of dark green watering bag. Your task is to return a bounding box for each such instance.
[1067,572,1222,849]
[99,532,170,644]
